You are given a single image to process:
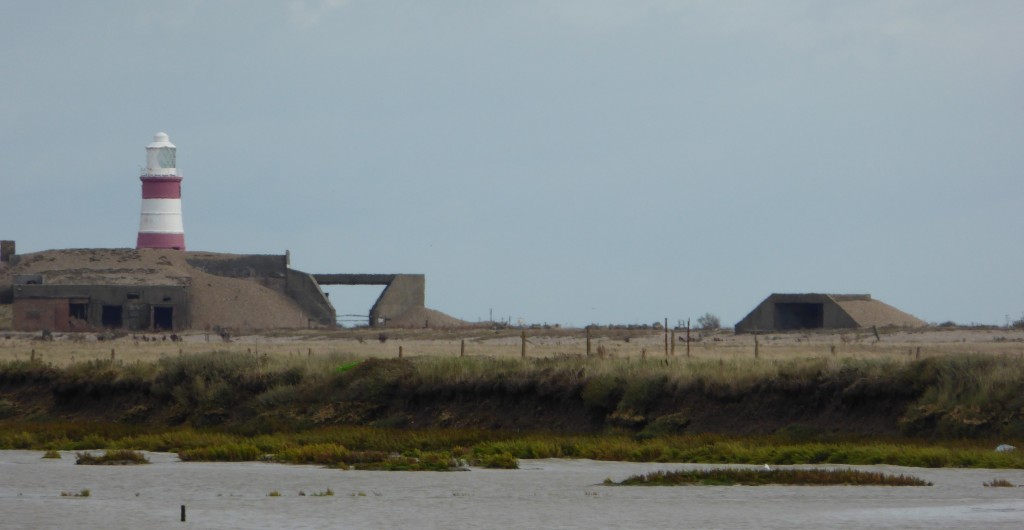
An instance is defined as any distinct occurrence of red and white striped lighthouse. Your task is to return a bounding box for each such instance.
[136,132,186,250]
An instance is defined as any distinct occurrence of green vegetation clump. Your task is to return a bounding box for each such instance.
[178,443,262,462]
[2,423,1022,470]
[983,478,1015,487]
[75,450,148,465]
[610,468,932,486]
[42,450,61,459]
[469,450,518,469]
[60,489,90,497]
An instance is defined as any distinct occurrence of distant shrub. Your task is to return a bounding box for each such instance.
[697,313,721,330]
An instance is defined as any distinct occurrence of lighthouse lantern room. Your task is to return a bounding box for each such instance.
[136,132,186,250]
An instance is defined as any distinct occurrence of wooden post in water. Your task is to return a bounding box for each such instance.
[460,339,465,357]
[181,505,186,522]
[521,331,527,359]
[664,318,669,357]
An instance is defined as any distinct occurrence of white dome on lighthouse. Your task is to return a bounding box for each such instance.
[147,132,176,149]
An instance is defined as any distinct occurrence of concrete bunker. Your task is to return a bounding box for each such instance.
[735,293,926,334]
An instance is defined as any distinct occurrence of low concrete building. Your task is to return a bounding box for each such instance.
[734,293,925,333]
[1,247,432,332]
[13,283,189,332]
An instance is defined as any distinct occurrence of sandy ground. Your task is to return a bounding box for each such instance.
[2,327,1023,367]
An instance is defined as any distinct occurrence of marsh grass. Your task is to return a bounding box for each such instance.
[41,450,61,459]
[610,468,932,486]
[983,478,1015,487]
[75,450,148,465]
[5,422,1019,470]
[60,489,90,497]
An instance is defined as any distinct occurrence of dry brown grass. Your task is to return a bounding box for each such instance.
[1,327,1023,367]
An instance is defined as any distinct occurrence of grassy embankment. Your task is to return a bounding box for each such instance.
[1,349,1024,470]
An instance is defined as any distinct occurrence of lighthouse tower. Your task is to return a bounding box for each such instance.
[136,132,186,250]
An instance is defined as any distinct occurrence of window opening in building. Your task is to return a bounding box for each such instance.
[101,305,123,328]
[69,303,88,320]
[152,306,173,330]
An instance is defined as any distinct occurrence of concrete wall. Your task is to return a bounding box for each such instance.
[186,254,287,279]
[0,241,13,263]
[13,284,190,332]
[735,294,863,333]
[313,273,426,327]
[285,269,335,327]
[370,274,425,326]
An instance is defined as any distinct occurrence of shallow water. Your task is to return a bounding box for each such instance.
[1,451,1023,529]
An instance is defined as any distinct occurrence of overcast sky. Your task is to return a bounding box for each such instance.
[2,1,1022,327]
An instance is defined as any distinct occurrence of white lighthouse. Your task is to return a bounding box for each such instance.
[136,132,186,250]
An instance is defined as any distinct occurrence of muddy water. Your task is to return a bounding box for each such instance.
[1,451,1023,529]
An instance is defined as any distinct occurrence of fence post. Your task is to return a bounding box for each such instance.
[664,318,669,357]
[754,334,759,359]
[521,331,527,359]
[399,346,403,358]
[586,327,592,356]
[686,319,691,358]
[460,339,465,357]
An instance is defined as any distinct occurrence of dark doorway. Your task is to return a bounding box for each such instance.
[774,303,824,330]
[69,303,88,320]
[152,306,173,331]
[101,305,123,328]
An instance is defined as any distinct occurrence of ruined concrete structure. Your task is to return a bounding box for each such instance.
[0,246,428,332]
[312,274,426,327]
[735,293,926,333]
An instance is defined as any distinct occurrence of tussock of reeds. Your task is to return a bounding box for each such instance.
[983,478,1015,487]
[60,489,90,497]
[41,450,61,459]
[609,468,932,486]
[75,450,148,465]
